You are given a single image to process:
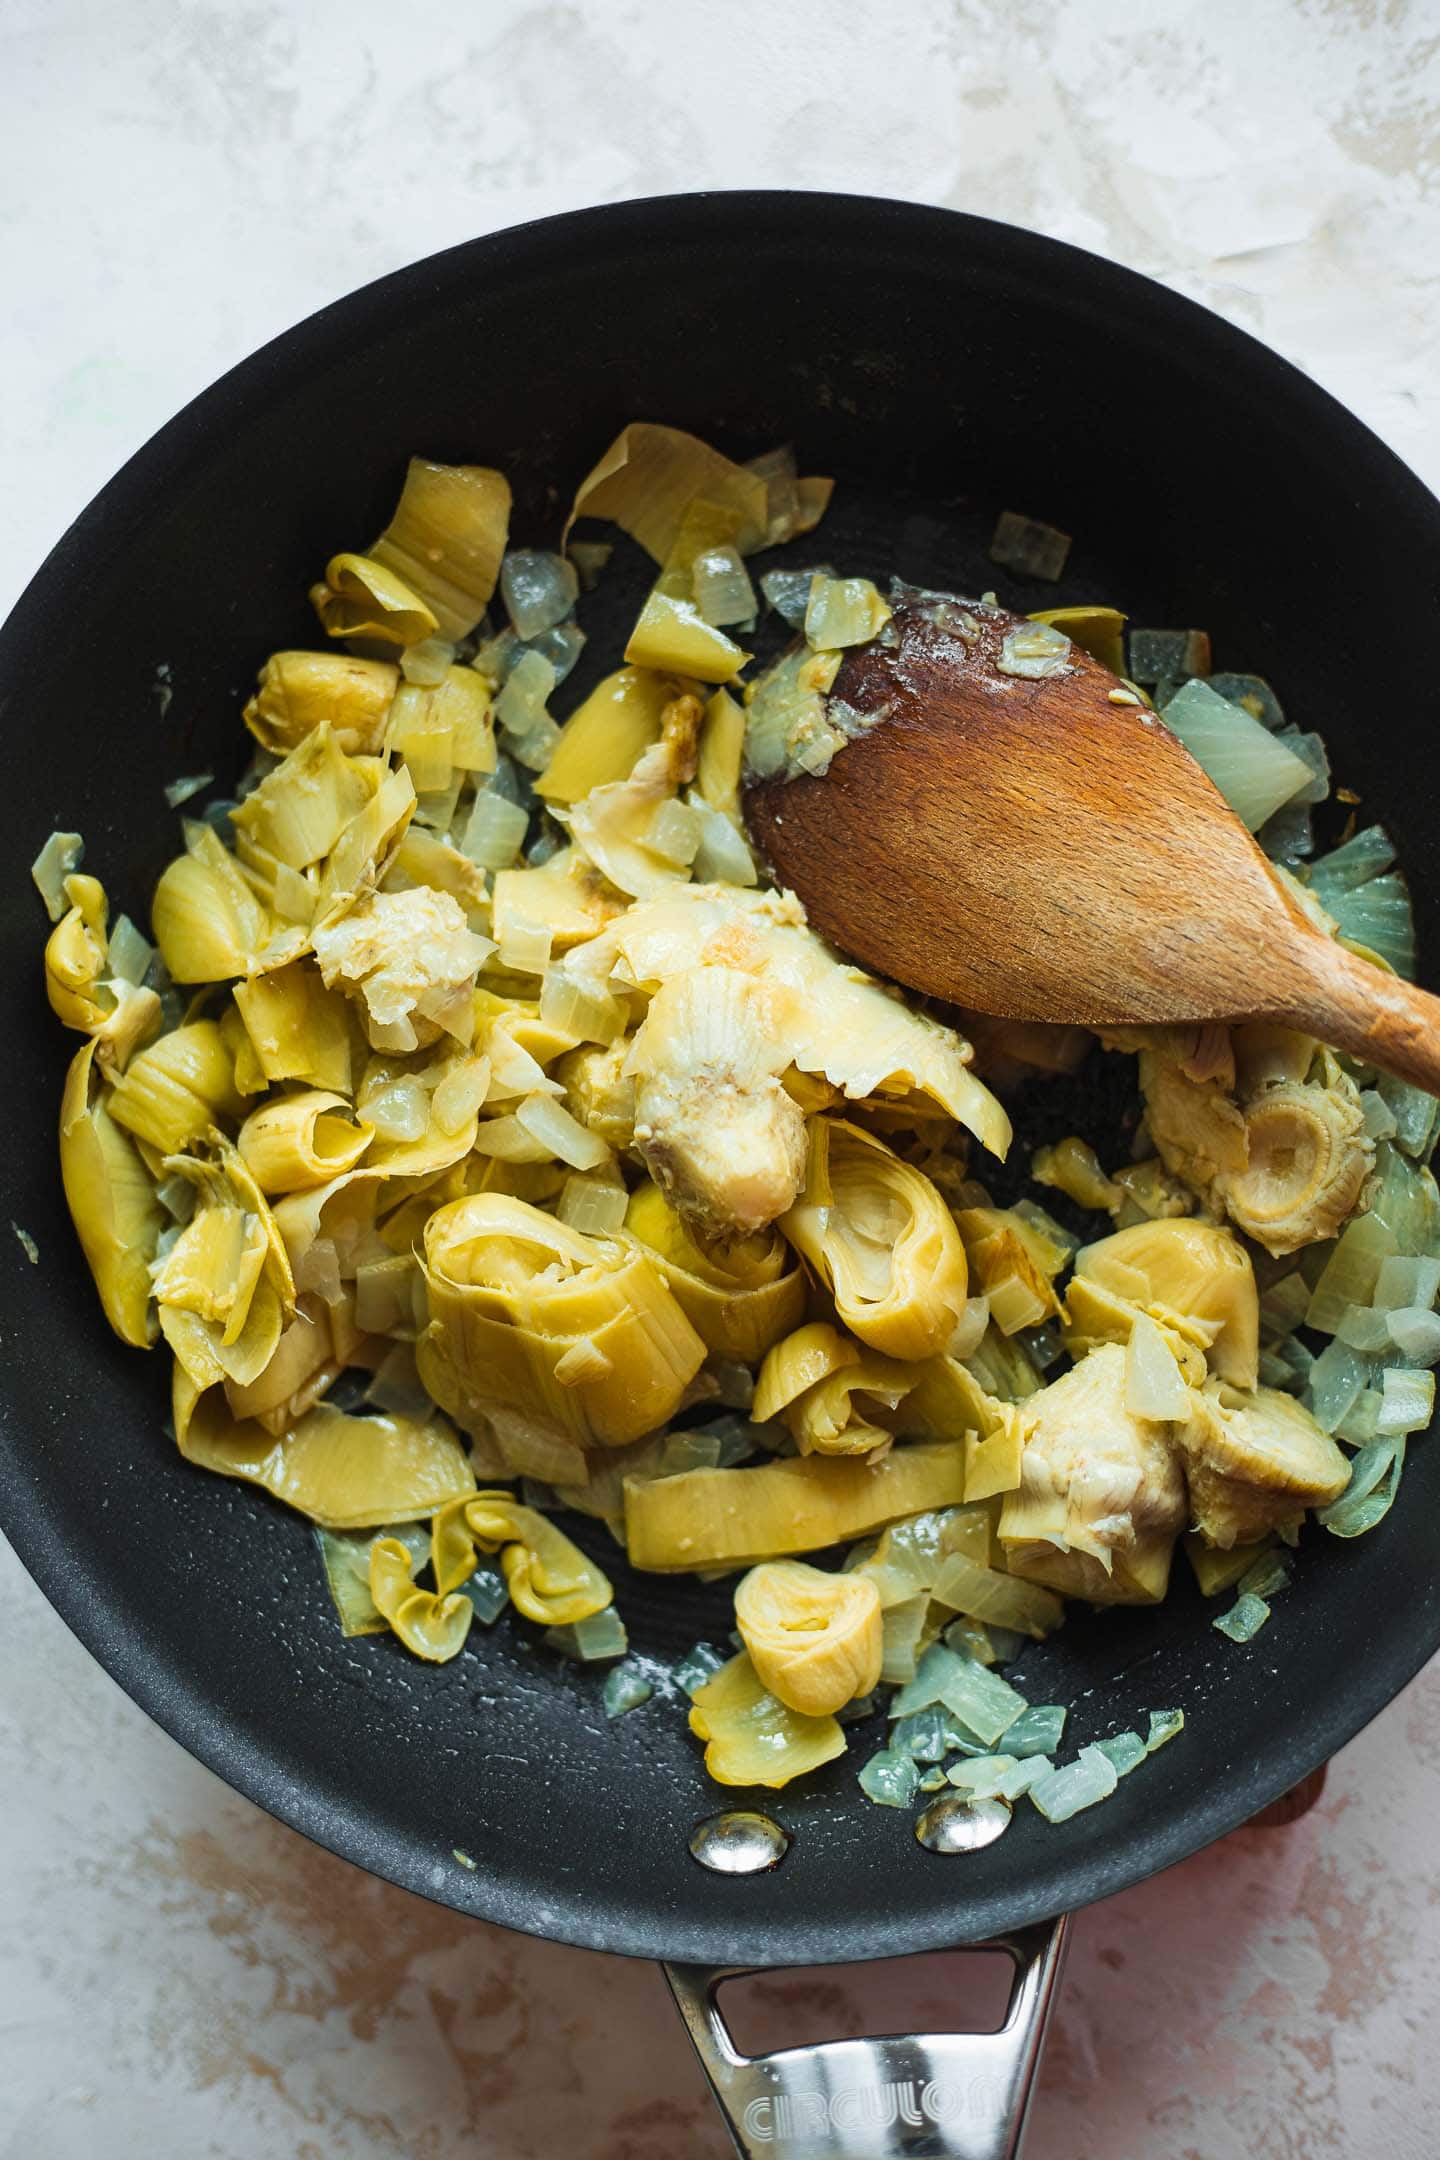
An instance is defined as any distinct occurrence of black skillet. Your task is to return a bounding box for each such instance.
[3,194,1439,2159]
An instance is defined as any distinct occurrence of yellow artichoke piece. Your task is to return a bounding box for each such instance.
[568,691,706,901]
[154,1141,295,1390]
[1184,1530,1275,1597]
[695,688,746,823]
[955,1205,1063,1336]
[244,650,399,757]
[312,885,489,1053]
[626,964,807,1236]
[418,1193,705,1450]
[624,1442,968,1572]
[1062,1275,1212,1388]
[537,666,679,804]
[1175,1382,1349,1549]
[1073,1219,1259,1389]
[151,822,270,983]
[1031,1133,1123,1215]
[232,960,355,1095]
[492,849,625,957]
[734,1560,882,1716]
[804,575,892,650]
[896,1352,1009,1445]
[625,500,754,683]
[565,422,770,563]
[962,1411,1026,1501]
[224,1290,357,1432]
[59,1037,163,1346]
[174,1364,475,1527]
[625,1181,804,1363]
[315,762,416,915]
[367,459,511,640]
[1027,605,1126,674]
[369,1535,474,1662]
[312,551,439,647]
[753,1321,860,1421]
[108,1021,245,1155]
[688,1651,846,1788]
[385,666,495,784]
[1136,1033,1249,1203]
[782,1120,969,1360]
[1222,1054,1373,1255]
[385,825,490,918]
[431,1491,612,1623]
[316,1522,429,1637]
[230,724,371,873]
[44,874,162,1069]
[998,1344,1188,1605]
[555,1037,636,1152]
[238,1089,373,1194]
[786,1349,921,1457]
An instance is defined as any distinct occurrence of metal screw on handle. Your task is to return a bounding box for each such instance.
[663,1913,1070,2160]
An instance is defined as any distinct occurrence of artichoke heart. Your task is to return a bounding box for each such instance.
[556,1036,637,1151]
[238,1088,374,1194]
[153,1140,296,1391]
[1175,1380,1349,1549]
[312,551,439,647]
[44,873,161,1068]
[688,1651,846,1788]
[224,1289,361,1432]
[431,1491,612,1624]
[230,724,372,873]
[152,821,270,984]
[1222,1054,1373,1255]
[1071,1219,1260,1389]
[312,886,489,1053]
[109,1021,246,1156]
[59,1037,164,1346]
[998,1343,1188,1605]
[369,459,511,641]
[955,1206,1063,1337]
[734,1560,883,1716]
[626,964,807,1237]
[625,1180,804,1362]
[232,959,355,1096]
[417,1193,705,1450]
[174,1363,475,1527]
[781,1120,968,1360]
[568,691,705,901]
[244,650,399,758]
[369,1535,474,1662]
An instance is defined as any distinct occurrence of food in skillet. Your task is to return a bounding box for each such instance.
[35,424,1437,1831]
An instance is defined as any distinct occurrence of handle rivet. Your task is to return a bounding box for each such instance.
[689,1810,790,1874]
[915,1792,1012,1853]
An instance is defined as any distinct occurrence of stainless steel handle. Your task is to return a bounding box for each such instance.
[663,1913,1070,2160]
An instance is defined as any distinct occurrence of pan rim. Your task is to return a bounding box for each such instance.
[4,187,1439,1967]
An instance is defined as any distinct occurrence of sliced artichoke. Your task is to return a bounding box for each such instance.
[59,1037,164,1346]
[1071,1219,1259,1388]
[431,1491,612,1624]
[625,1180,804,1363]
[369,1535,474,1662]
[1222,1054,1372,1255]
[781,1119,968,1360]
[1175,1381,1350,1548]
[244,650,399,757]
[954,1205,1062,1337]
[108,1021,246,1157]
[734,1560,883,1716]
[998,1343,1188,1604]
[625,964,807,1236]
[687,1651,846,1787]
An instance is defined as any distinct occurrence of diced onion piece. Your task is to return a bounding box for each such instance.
[761,567,828,627]
[1213,1591,1271,1642]
[692,543,757,627]
[32,831,84,921]
[1374,1255,1440,1311]
[1000,1704,1066,1758]
[997,622,1071,679]
[947,1297,991,1360]
[887,1642,1026,1745]
[107,913,157,987]
[929,1550,1063,1640]
[515,1092,611,1170]
[1162,679,1313,831]
[1029,1745,1120,1822]
[495,649,560,770]
[497,916,553,976]
[990,511,1071,582]
[603,1663,653,1717]
[878,1595,930,1685]
[1378,1365,1434,1434]
[1318,1437,1406,1537]
[501,549,579,639]
[557,1175,629,1236]
[688,797,757,886]
[1093,1730,1148,1777]
[858,1748,921,1807]
[804,576,891,650]
[460,790,529,870]
[545,1602,628,1661]
[164,773,213,809]
[1145,1708,1184,1752]
[1385,1308,1440,1364]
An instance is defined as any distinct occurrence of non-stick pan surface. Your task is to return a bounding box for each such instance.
[2,194,1438,1970]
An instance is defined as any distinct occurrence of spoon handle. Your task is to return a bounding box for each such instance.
[1277,936,1440,1096]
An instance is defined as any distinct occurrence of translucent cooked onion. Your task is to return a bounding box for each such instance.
[460,790,529,870]
[1163,679,1313,831]
[515,1092,611,1170]
[501,549,579,640]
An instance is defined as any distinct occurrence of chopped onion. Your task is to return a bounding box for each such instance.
[1305,1339,1370,1432]
[1237,1548,1292,1601]
[106,913,156,987]
[366,1342,433,1419]
[463,1563,510,1624]
[990,510,1071,582]
[526,620,587,684]
[1029,1745,1119,1822]
[399,636,456,685]
[671,1641,727,1697]
[1377,1074,1440,1160]
[1213,1592,1271,1642]
[363,1076,430,1142]
[1334,1303,1395,1354]
[545,1603,628,1661]
[1306,823,1396,899]
[997,622,1072,679]
[556,1175,629,1236]
[1271,726,1330,805]
[646,796,702,867]
[1125,1311,1191,1420]
[889,1642,1026,1746]
[431,1055,492,1135]
[293,1236,342,1305]
[1336,1387,1383,1446]
[688,797,757,886]
[1305,1214,1397,1333]
[1330,873,1416,978]
[942,1616,995,1667]
[501,549,579,639]
[1318,1436,1406,1537]
[496,916,553,975]
[858,1747,921,1807]
[495,649,560,769]
[471,1112,553,1162]
[1258,1271,1310,1338]
[1360,1089,1400,1141]
[31,831,83,921]
[603,1662,654,1717]
[1093,1730,1147,1777]
[1162,679,1313,831]
[760,566,829,627]
[999,1704,1066,1758]
[460,789,528,870]
[879,1595,930,1685]
[515,1091,611,1170]
[1378,1365,1434,1435]
[540,967,626,1045]
[804,576,891,650]
[1368,1141,1440,1258]
[691,543,757,627]
[356,1254,421,1334]
[1145,1708,1184,1752]
[163,773,214,808]
[946,1296,991,1360]
[929,1550,1063,1640]
[1385,1307,1440,1363]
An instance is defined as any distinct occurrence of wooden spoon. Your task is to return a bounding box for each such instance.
[745,597,1440,1094]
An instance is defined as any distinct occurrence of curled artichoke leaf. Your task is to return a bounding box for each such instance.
[59,1037,165,1346]
[687,1650,846,1788]
[431,1491,612,1623]
[1176,1380,1349,1549]
[734,1560,882,1716]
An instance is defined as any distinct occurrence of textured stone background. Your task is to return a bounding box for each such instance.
[3,3,1439,2155]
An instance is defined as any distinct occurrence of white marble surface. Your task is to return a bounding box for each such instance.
[5,3,1440,2155]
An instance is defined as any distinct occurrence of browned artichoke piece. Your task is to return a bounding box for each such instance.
[1175,1382,1350,1549]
